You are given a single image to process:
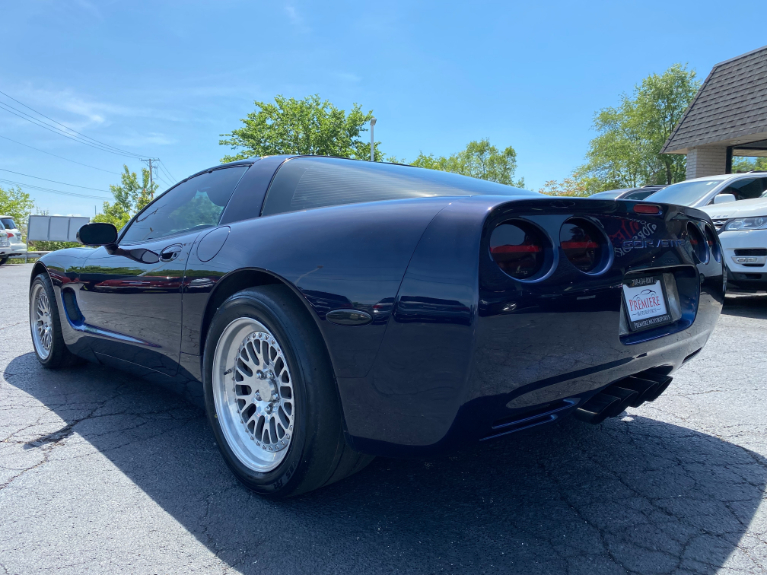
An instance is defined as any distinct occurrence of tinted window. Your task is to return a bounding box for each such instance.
[262,157,537,216]
[589,191,624,199]
[717,178,767,202]
[121,166,247,244]
[1,218,17,229]
[623,190,657,200]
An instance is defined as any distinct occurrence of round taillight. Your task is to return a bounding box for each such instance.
[559,218,608,274]
[704,225,721,262]
[489,221,547,280]
[686,223,708,263]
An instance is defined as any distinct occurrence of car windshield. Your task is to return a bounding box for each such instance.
[1,218,17,229]
[623,190,657,200]
[649,180,720,206]
[589,191,624,199]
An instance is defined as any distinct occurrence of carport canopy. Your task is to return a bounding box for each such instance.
[662,45,767,178]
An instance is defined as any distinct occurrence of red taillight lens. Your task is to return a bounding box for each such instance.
[634,204,662,215]
[560,218,607,273]
[490,221,546,279]
[6,232,12,238]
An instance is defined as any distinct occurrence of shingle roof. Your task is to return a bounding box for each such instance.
[662,45,767,154]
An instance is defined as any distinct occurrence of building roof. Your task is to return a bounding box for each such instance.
[662,45,767,155]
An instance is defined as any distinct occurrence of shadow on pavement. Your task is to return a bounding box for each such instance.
[722,292,767,319]
[5,351,766,575]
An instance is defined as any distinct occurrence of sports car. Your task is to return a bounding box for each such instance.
[29,155,725,497]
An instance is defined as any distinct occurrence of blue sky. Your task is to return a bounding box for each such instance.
[0,0,763,217]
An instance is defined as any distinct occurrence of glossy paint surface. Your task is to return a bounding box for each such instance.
[34,158,725,457]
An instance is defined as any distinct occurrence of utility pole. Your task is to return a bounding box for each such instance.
[141,158,160,199]
[370,117,376,162]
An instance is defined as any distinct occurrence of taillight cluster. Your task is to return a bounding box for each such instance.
[686,223,708,264]
[559,219,606,273]
[489,217,716,282]
[489,217,611,281]
[703,225,721,263]
[489,221,547,280]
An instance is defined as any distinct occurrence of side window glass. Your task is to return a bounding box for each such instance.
[720,178,762,201]
[120,166,247,244]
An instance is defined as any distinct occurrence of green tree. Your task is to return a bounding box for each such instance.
[94,165,157,230]
[220,94,379,162]
[581,64,700,192]
[539,170,598,197]
[0,185,35,237]
[732,157,767,172]
[410,139,525,187]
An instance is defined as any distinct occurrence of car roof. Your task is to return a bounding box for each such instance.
[683,173,759,183]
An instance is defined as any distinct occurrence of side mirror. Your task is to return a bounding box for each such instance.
[77,222,118,246]
[713,194,736,205]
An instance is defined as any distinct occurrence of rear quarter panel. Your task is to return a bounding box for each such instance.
[181,197,455,378]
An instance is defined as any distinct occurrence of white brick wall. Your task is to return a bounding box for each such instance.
[686,146,727,179]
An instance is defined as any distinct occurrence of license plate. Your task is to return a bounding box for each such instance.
[622,276,673,332]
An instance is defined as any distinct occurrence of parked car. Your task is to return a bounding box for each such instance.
[0,215,27,264]
[701,192,767,291]
[648,172,767,208]
[589,185,667,201]
[0,219,9,264]
[29,156,724,497]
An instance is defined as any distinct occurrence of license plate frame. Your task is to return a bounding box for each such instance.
[622,275,674,332]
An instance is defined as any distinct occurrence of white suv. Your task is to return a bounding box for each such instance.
[0,215,27,264]
[701,192,767,292]
[648,173,767,292]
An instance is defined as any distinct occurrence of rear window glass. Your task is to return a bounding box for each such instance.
[261,157,537,216]
[1,218,17,229]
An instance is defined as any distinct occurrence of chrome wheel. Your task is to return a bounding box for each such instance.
[30,283,53,360]
[212,317,296,472]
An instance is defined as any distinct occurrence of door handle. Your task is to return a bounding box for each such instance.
[160,244,183,262]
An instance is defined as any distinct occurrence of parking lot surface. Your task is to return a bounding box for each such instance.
[1,262,766,574]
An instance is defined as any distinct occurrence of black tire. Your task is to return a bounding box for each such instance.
[203,285,373,498]
[0,257,8,265]
[29,274,83,369]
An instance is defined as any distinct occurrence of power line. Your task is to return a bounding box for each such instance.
[154,172,171,187]
[0,169,112,193]
[157,160,177,183]
[0,100,145,159]
[0,178,110,200]
[0,89,146,159]
[0,134,121,175]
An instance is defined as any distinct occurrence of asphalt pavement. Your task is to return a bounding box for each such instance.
[1,262,766,574]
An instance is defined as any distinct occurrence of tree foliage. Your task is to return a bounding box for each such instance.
[538,170,598,197]
[220,95,380,162]
[580,64,700,192]
[0,185,35,235]
[94,165,157,230]
[410,139,525,187]
[732,157,767,172]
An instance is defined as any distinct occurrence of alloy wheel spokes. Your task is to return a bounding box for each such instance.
[232,331,294,453]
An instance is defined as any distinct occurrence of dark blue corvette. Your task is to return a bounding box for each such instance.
[29,156,724,497]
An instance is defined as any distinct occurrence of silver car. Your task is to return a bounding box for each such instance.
[0,215,27,264]
[648,173,767,208]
